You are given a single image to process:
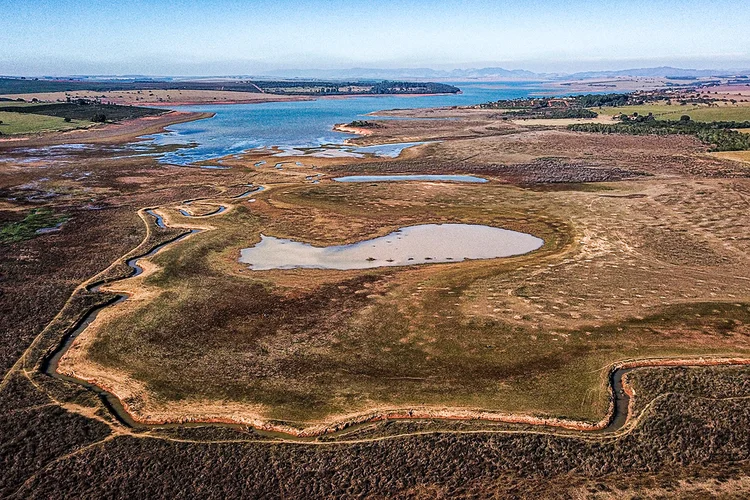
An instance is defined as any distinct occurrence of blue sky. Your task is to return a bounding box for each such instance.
[1,0,749,75]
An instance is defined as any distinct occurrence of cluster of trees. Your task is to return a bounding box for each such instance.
[571,93,633,107]
[347,120,383,128]
[369,81,459,94]
[503,108,598,119]
[569,116,750,151]
[479,98,556,109]
[481,93,648,110]
[0,103,162,122]
[696,129,750,151]
[480,90,729,113]
[66,97,99,105]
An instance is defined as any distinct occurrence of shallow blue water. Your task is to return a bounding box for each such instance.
[350,142,433,158]
[146,81,562,165]
[334,175,487,183]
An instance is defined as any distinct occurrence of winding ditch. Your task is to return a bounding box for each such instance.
[42,210,199,427]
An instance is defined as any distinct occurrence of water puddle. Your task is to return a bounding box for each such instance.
[333,174,488,183]
[35,222,65,234]
[199,164,230,170]
[233,185,265,199]
[350,141,432,158]
[239,223,542,270]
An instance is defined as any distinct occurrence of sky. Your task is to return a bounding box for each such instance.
[1,0,749,76]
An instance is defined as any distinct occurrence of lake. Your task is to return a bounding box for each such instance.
[146,81,561,165]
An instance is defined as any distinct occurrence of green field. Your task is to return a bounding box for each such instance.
[594,104,750,122]
[0,100,48,107]
[0,207,69,243]
[0,110,90,135]
[0,102,165,122]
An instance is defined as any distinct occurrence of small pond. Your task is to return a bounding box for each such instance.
[333,174,488,183]
[239,223,542,270]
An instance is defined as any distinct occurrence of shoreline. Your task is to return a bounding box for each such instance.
[1,91,460,109]
[143,95,315,107]
[147,92,459,108]
[332,123,375,136]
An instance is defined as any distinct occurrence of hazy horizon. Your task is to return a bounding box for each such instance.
[2,0,749,77]
[3,61,750,80]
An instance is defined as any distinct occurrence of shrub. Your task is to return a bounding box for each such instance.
[347,120,383,128]
[568,118,750,151]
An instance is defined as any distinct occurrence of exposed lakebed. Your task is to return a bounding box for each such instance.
[239,223,543,270]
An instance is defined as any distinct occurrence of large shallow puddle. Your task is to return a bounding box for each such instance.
[239,224,543,270]
[334,174,487,183]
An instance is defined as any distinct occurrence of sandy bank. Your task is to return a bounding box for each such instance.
[332,123,375,136]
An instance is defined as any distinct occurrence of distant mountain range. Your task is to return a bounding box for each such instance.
[6,66,749,84]
[567,66,749,79]
[259,67,543,80]
[259,66,750,81]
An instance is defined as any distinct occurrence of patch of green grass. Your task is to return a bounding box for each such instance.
[0,100,51,107]
[594,104,750,122]
[0,111,90,135]
[0,207,69,243]
[0,102,164,122]
[679,107,750,122]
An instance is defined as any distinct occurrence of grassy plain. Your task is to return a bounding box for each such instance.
[594,102,750,121]
[0,102,164,121]
[0,110,90,135]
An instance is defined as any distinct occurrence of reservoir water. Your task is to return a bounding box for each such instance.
[146,81,560,165]
[239,223,544,270]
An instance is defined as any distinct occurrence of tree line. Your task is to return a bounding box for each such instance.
[568,116,750,151]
